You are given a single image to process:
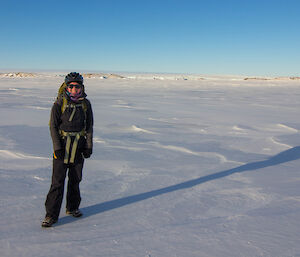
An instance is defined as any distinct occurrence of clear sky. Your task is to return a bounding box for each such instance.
[1,0,300,76]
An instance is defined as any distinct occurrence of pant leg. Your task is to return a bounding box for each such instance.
[66,155,84,211]
[45,158,68,219]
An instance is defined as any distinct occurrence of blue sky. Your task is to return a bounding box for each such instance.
[1,0,300,76]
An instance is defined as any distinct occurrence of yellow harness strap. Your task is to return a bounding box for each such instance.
[60,130,86,164]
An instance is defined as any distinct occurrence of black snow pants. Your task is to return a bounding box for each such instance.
[45,155,84,219]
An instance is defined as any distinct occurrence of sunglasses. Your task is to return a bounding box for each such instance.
[67,84,82,89]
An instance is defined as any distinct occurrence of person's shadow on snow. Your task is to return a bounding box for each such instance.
[58,146,300,226]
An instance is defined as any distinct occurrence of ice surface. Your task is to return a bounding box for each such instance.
[0,74,299,257]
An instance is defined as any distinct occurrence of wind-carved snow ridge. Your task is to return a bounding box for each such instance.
[93,137,106,144]
[130,125,157,134]
[102,124,157,134]
[146,141,243,164]
[231,125,254,132]
[33,176,45,181]
[232,125,245,131]
[276,123,298,133]
[111,104,135,109]
[0,150,49,160]
[24,105,50,110]
[111,99,135,109]
[231,125,249,135]
[255,123,299,133]
[268,137,293,149]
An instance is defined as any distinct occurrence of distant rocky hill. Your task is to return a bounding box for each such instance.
[244,76,300,81]
[0,72,299,81]
[82,73,126,79]
[0,72,37,78]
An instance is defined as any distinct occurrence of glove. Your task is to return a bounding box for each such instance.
[83,148,92,158]
[54,149,65,160]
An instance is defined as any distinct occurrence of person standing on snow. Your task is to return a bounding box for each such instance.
[42,72,94,227]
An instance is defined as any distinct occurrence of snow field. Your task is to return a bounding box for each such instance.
[0,75,299,257]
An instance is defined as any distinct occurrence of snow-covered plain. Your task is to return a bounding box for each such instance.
[0,73,300,257]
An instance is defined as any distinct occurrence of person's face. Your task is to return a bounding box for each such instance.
[67,82,82,95]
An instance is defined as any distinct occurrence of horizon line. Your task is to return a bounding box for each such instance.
[0,68,299,78]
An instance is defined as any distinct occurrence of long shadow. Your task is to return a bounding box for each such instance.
[58,146,300,225]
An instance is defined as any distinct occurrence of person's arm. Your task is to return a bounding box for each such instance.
[85,99,94,151]
[49,103,63,151]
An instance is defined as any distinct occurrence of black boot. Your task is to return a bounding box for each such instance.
[41,216,58,227]
[66,209,83,218]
